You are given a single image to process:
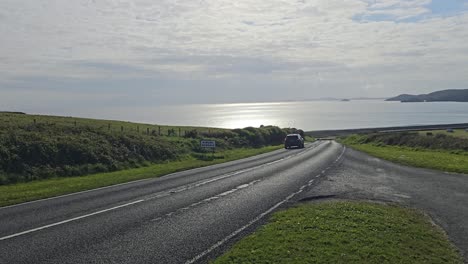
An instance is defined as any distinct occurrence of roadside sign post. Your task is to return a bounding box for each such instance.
[201,140,216,157]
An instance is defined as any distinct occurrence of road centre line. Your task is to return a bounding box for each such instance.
[151,179,262,222]
[0,142,327,241]
[0,141,321,211]
[184,189,301,264]
[144,145,319,202]
[185,144,347,264]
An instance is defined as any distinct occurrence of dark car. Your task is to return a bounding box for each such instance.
[284,134,304,149]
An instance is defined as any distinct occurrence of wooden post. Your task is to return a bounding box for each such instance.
[121,126,124,132]
[108,124,111,130]
[33,119,36,124]
[147,128,150,135]
[74,121,77,127]
[179,128,181,137]
[137,126,139,132]
[158,126,161,136]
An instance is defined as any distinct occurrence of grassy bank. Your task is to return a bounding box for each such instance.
[418,129,468,139]
[214,201,462,264]
[340,133,468,174]
[0,145,281,207]
[0,112,302,185]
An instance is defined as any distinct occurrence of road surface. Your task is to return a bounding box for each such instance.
[0,140,344,263]
[0,140,467,263]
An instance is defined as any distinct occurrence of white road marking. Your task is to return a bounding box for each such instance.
[0,200,145,241]
[219,190,236,196]
[0,143,322,210]
[185,145,347,264]
[184,190,301,264]
[0,179,151,210]
[0,142,328,242]
[144,150,310,202]
[151,179,263,222]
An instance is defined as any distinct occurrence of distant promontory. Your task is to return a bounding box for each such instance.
[386,89,468,102]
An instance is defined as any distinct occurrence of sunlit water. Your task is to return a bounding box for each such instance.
[68,100,468,131]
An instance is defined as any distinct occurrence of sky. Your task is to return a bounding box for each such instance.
[1,0,468,113]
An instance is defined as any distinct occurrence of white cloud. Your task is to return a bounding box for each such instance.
[0,0,467,104]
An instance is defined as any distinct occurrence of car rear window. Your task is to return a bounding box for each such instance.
[287,135,298,139]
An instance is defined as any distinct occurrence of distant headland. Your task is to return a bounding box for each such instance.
[386,89,468,102]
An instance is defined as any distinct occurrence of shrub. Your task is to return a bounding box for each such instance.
[0,113,300,185]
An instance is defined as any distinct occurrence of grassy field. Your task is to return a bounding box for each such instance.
[0,112,227,136]
[0,145,281,207]
[343,143,468,174]
[0,112,306,206]
[0,112,300,185]
[418,129,468,139]
[340,133,468,174]
[214,201,462,264]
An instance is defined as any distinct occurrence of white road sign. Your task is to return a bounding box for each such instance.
[200,140,216,148]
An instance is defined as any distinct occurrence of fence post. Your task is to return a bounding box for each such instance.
[74,121,77,127]
[137,126,139,132]
[158,126,161,136]
[179,128,181,137]
[121,126,124,132]
[108,124,111,130]
[147,128,150,135]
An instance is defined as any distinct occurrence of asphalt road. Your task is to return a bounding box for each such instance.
[0,140,345,263]
[1,141,467,263]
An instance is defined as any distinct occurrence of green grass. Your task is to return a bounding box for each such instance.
[340,141,468,174]
[0,145,281,207]
[0,112,227,136]
[0,112,297,185]
[214,201,462,264]
[418,129,468,139]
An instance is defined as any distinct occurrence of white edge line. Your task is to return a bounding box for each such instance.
[184,144,346,264]
[0,199,144,241]
[0,141,332,242]
[0,178,151,210]
[184,193,297,264]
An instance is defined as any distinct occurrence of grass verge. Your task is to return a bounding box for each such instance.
[0,145,281,207]
[214,201,462,264]
[418,129,468,139]
[341,142,468,174]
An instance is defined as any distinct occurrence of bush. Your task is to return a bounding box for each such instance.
[184,129,199,138]
[0,113,301,185]
[0,125,179,184]
[347,132,468,152]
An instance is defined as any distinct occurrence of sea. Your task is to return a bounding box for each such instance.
[86,100,468,131]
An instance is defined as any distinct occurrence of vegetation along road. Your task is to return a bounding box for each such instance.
[0,140,338,263]
[1,138,467,263]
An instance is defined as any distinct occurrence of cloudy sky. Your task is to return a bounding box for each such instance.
[1,0,468,113]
